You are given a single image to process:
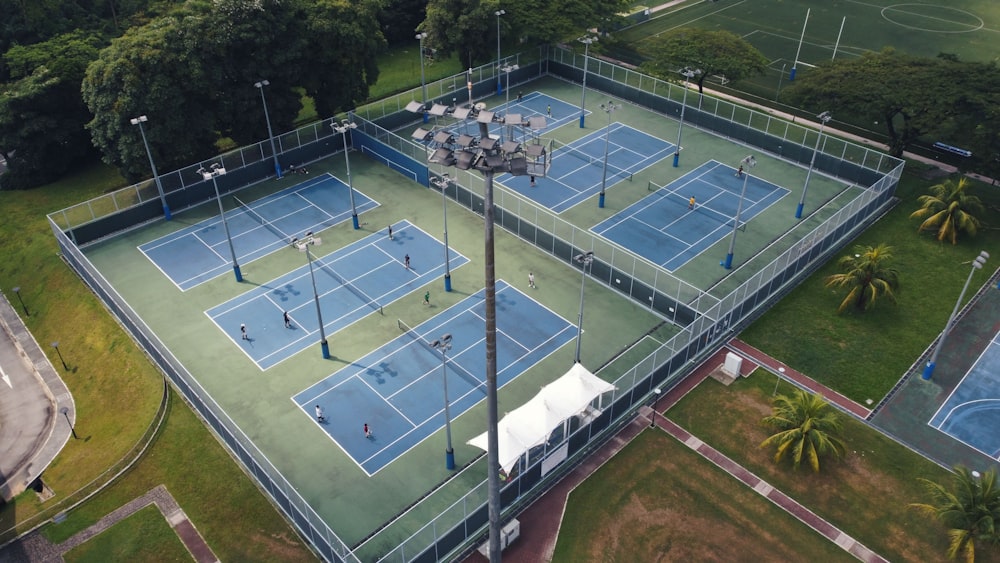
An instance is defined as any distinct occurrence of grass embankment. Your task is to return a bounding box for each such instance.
[741,172,1000,403]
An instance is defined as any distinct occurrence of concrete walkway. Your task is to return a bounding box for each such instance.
[0,485,218,563]
[468,341,888,562]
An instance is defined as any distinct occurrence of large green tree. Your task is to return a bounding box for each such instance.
[782,49,1000,158]
[83,13,219,182]
[0,30,104,189]
[640,28,768,93]
[759,389,845,473]
[824,243,900,314]
[82,0,384,181]
[911,466,1000,563]
[910,177,984,245]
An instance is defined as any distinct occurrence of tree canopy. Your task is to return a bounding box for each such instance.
[910,177,984,245]
[420,0,628,66]
[81,0,384,182]
[824,243,900,314]
[640,28,768,93]
[911,466,1000,563]
[0,30,104,188]
[783,49,1000,160]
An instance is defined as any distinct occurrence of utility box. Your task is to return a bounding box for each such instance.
[723,352,744,378]
[478,519,521,557]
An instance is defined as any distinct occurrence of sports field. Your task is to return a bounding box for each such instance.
[77,71,871,557]
[620,0,1000,97]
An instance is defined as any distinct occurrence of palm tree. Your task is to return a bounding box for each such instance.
[824,243,900,313]
[759,389,845,472]
[910,466,1000,562]
[910,177,985,244]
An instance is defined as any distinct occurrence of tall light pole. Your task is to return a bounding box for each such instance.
[578,36,597,128]
[650,388,661,428]
[573,251,594,364]
[416,32,429,124]
[292,233,330,359]
[922,251,989,380]
[59,406,78,440]
[332,119,360,229]
[432,174,453,292]
[723,155,756,269]
[199,164,242,282]
[11,286,28,316]
[255,80,283,179]
[430,334,455,470]
[674,67,700,167]
[495,9,505,95]
[51,341,68,371]
[796,111,832,219]
[418,119,532,563]
[598,100,619,208]
[130,115,171,220]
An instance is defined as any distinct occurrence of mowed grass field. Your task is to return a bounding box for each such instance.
[615,0,1000,100]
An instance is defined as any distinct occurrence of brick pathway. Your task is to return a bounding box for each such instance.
[467,341,888,562]
[0,485,218,563]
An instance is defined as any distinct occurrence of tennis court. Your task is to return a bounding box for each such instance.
[499,123,674,212]
[929,327,1000,460]
[205,220,467,370]
[139,173,378,291]
[292,280,576,475]
[592,161,789,271]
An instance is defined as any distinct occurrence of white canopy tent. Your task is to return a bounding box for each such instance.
[468,363,615,473]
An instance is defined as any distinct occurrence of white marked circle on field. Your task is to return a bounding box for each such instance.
[881,4,984,33]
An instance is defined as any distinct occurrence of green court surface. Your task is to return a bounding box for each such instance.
[80,74,863,556]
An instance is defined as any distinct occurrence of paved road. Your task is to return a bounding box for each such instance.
[0,291,72,501]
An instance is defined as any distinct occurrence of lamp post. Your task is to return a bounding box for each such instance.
[723,155,756,269]
[292,233,331,359]
[495,9,505,95]
[51,341,68,371]
[130,115,171,220]
[11,286,28,316]
[59,406,78,439]
[796,111,832,219]
[430,334,455,470]
[922,251,989,380]
[578,36,597,128]
[573,251,594,364]
[416,32,429,123]
[650,388,661,427]
[598,100,619,208]
[432,174,453,291]
[674,68,700,167]
[332,119,360,229]
[254,80,283,179]
[501,63,519,112]
[199,164,242,282]
[418,118,532,563]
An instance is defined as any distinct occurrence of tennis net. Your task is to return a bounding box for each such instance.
[234,196,291,243]
[397,319,484,391]
[647,182,746,232]
[316,258,382,314]
[552,140,633,182]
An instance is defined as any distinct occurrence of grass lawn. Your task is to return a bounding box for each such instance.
[62,505,191,563]
[553,429,852,562]
[740,172,1000,403]
[0,164,315,560]
[667,369,1000,563]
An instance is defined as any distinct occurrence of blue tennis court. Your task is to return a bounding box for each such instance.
[206,221,467,370]
[929,328,1000,460]
[140,173,378,291]
[499,123,674,213]
[293,280,576,475]
[592,161,789,271]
